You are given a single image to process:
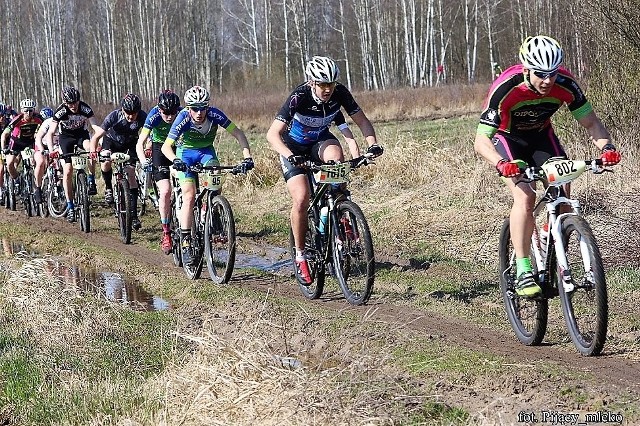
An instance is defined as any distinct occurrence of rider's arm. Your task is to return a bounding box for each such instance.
[266,119,294,158]
[35,124,47,152]
[1,127,10,151]
[161,138,177,162]
[136,128,151,162]
[577,111,612,150]
[228,126,252,159]
[88,117,106,152]
[45,121,59,152]
[349,110,378,149]
[474,133,504,167]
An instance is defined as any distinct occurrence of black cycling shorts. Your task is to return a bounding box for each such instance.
[59,131,90,164]
[152,142,172,181]
[279,130,340,181]
[492,127,567,167]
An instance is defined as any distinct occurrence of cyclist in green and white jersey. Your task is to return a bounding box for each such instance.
[161,85,254,266]
[136,90,181,254]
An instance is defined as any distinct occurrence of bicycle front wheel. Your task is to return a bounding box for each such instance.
[498,218,548,346]
[331,200,375,305]
[289,207,325,299]
[204,194,236,284]
[116,178,133,244]
[47,175,68,218]
[76,171,90,233]
[557,215,607,356]
[170,192,182,267]
[182,204,204,280]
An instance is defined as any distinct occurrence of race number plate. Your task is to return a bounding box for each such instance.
[542,159,587,185]
[202,172,225,190]
[315,163,350,184]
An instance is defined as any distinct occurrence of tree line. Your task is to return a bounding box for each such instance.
[0,0,638,113]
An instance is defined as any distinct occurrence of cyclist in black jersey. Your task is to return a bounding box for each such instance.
[266,56,383,286]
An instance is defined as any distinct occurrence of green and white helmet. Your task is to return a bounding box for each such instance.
[519,35,563,72]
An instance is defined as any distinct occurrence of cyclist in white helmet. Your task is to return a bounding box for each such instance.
[1,98,44,203]
[266,55,383,286]
[161,85,253,267]
[474,35,621,297]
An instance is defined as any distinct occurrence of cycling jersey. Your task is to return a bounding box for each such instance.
[3,113,42,140]
[100,108,148,147]
[52,101,95,138]
[141,106,177,144]
[477,64,592,139]
[166,107,236,149]
[275,83,361,145]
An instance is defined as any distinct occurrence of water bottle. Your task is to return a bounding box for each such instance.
[539,222,549,257]
[318,206,329,235]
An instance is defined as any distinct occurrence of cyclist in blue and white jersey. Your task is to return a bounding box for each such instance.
[136,90,181,254]
[90,93,148,230]
[161,85,254,266]
[266,56,383,286]
[46,86,102,223]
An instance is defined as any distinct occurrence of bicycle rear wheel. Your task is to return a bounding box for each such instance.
[498,218,548,345]
[290,207,325,299]
[204,194,236,284]
[331,200,375,305]
[557,215,607,356]
[116,178,133,244]
[76,171,91,233]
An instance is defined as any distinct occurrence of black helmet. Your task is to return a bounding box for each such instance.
[62,86,80,103]
[121,93,141,113]
[158,90,180,113]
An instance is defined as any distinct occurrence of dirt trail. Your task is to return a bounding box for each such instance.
[6,209,640,396]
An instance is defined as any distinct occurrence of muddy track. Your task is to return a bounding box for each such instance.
[6,209,640,394]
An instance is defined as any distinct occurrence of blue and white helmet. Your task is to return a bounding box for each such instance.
[40,107,54,120]
[519,35,563,73]
[305,56,340,83]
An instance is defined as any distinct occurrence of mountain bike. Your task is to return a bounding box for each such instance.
[178,163,244,283]
[499,157,610,356]
[17,147,40,217]
[169,171,183,267]
[1,152,9,209]
[136,156,159,217]
[289,154,376,306]
[60,150,91,233]
[43,154,68,218]
[100,152,137,244]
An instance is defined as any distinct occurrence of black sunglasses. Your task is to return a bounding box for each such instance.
[532,69,559,79]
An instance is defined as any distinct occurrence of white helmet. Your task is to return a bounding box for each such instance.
[519,36,563,72]
[305,56,340,83]
[184,85,210,107]
[20,98,36,110]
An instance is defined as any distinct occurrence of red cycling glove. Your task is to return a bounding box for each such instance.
[495,159,521,178]
[600,144,621,166]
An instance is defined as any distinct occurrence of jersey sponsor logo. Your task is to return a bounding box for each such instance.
[293,112,336,128]
[514,110,539,117]
[487,109,497,121]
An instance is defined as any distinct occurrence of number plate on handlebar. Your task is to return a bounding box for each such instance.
[542,159,587,185]
[315,163,351,184]
[110,152,131,164]
[71,154,89,170]
[202,171,226,190]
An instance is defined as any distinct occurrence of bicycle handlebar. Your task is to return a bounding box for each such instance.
[185,163,245,175]
[516,158,610,184]
[302,152,377,170]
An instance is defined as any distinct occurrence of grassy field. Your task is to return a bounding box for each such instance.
[2,85,640,425]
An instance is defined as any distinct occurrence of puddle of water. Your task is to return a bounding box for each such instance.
[2,237,170,311]
[235,244,292,274]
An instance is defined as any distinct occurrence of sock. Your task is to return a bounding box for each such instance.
[162,223,170,233]
[67,201,74,210]
[516,257,533,277]
[102,169,113,190]
[295,248,304,260]
[87,174,95,184]
[130,188,138,214]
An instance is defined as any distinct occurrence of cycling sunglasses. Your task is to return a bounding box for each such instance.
[189,106,208,112]
[532,69,559,79]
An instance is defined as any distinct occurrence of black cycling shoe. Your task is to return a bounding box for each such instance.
[66,208,76,223]
[88,182,97,196]
[33,187,43,204]
[132,217,142,231]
